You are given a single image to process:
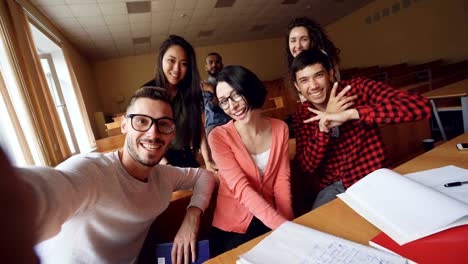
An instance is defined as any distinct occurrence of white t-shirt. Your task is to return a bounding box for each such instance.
[251,148,271,178]
[17,151,214,264]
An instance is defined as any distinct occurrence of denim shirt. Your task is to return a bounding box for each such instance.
[203,91,231,128]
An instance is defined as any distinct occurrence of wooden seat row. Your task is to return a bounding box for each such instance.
[95,133,125,153]
[341,59,468,91]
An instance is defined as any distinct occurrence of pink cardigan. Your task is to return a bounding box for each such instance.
[208,118,294,233]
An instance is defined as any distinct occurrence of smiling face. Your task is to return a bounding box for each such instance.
[121,98,175,170]
[294,63,334,111]
[216,81,250,122]
[162,45,188,87]
[205,54,223,77]
[289,26,311,58]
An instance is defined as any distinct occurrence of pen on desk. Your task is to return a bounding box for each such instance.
[444,181,468,187]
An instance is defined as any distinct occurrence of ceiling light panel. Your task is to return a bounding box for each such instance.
[281,0,299,4]
[133,37,151,44]
[215,0,236,8]
[198,30,214,37]
[126,1,151,14]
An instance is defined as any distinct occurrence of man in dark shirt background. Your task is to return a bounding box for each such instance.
[200,52,231,135]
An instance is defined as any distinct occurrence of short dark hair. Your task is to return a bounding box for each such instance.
[206,52,222,61]
[285,17,340,68]
[215,65,267,110]
[290,48,332,82]
[126,86,173,116]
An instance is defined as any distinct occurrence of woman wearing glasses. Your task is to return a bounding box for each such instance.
[208,66,294,256]
[143,35,216,171]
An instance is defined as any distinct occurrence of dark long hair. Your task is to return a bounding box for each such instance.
[285,17,340,68]
[149,35,202,154]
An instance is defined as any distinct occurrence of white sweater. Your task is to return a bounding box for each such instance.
[17,151,214,264]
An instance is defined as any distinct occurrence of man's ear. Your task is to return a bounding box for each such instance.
[328,68,335,82]
[120,115,128,134]
[294,81,301,94]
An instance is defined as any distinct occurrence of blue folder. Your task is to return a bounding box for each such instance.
[155,240,210,264]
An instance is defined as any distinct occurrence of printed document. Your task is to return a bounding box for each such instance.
[237,221,407,264]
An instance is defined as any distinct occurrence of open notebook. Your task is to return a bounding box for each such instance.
[337,165,468,245]
[237,221,407,264]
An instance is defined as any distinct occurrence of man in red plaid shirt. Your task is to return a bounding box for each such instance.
[291,49,432,209]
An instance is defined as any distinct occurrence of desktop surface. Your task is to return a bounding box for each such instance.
[204,133,468,264]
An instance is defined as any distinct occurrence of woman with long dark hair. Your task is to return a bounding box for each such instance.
[144,35,216,171]
[286,16,341,81]
[285,17,342,105]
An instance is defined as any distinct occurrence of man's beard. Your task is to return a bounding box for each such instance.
[127,137,165,167]
[207,69,219,77]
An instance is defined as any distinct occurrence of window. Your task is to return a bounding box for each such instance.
[40,55,78,154]
[29,22,93,154]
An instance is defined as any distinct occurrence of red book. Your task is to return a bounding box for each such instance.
[369,225,468,264]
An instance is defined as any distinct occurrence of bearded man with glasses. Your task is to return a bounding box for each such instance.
[2,87,215,264]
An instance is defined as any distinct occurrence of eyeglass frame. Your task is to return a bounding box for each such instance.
[218,91,244,110]
[126,114,176,134]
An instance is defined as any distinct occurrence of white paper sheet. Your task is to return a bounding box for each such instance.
[337,167,468,245]
[237,221,407,264]
[405,165,468,204]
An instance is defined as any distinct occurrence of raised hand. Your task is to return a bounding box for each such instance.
[200,80,214,93]
[304,108,359,133]
[325,83,357,113]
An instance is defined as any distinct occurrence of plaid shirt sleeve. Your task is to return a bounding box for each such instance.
[354,77,432,124]
[292,102,330,175]
[292,77,432,189]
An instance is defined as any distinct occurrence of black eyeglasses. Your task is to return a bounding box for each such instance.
[126,114,176,134]
[218,91,243,110]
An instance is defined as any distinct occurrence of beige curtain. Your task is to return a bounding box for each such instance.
[20,0,98,152]
[0,65,35,164]
[0,0,42,165]
[2,0,70,165]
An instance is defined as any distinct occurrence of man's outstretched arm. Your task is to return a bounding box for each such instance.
[0,149,38,263]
